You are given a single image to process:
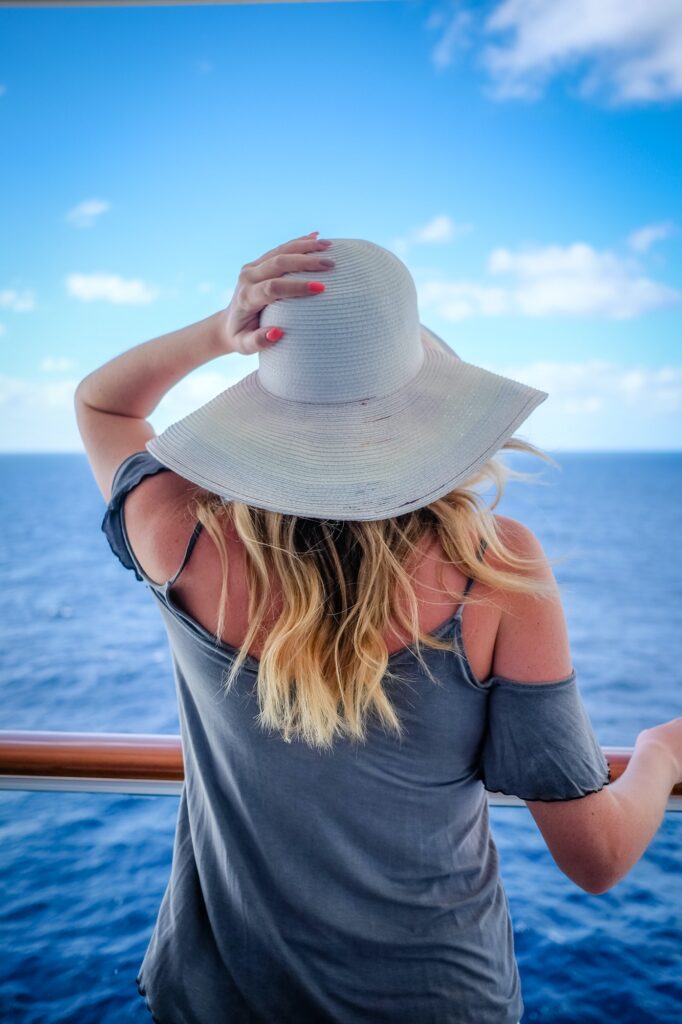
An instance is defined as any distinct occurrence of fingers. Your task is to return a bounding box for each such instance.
[236,325,286,354]
[247,233,329,268]
[232,235,334,353]
[239,249,334,311]
[243,249,335,284]
[240,272,330,313]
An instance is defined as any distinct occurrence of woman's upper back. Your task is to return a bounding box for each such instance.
[121,463,508,681]
[122,460,577,690]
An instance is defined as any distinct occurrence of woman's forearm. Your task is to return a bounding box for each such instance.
[75,310,229,418]
[601,735,678,889]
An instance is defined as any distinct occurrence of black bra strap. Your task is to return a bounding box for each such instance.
[463,537,488,597]
[168,520,204,587]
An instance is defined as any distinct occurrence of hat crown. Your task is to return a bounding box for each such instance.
[257,238,424,404]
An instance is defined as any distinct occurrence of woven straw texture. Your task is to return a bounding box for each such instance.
[146,239,548,520]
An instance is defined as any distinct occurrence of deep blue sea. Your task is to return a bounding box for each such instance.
[0,451,680,1023]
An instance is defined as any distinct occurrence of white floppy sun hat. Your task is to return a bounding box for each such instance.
[146,238,548,521]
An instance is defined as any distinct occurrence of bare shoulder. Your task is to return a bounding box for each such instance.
[121,471,218,585]
[488,513,574,685]
[490,513,547,567]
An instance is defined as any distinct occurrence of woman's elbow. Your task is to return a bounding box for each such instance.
[574,872,616,896]
[561,845,625,895]
[527,788,624,896]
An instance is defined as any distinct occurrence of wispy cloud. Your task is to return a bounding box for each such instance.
[0,374,83,452]
[65,198,111,229]
[430,0,682,106]
[0,287,36,312]
[427,5,475,71]
[627,220,678,252]
[0,374,80,412]
[393,215,474,256]
[490,359,681,416]
[39,356,77,373]
[417,238,681,319]
[0,366,243,452]
[139,371,250,435]
[66,273,159,304]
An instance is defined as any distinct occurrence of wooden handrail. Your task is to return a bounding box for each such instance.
[0,729,185,782]
[0,731,680,808]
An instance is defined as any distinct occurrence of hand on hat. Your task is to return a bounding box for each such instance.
[217,232,335,356]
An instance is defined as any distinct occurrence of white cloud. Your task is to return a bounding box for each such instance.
[490,359,681,416]
[416,215,472,243]
[39,356,77,373]
[393,215,474,256]
[429,6,475,71]
[65,198,111,229]
[431,0,682,106]
[0,324,5,336]
[417,240,681,319]
[418,279,509,319]
[65,195,111,228]
[0,287,36,312]
[0,374,80,412]
[0,374,83,452]
[66,273,159,304]
[627,220,677,252]
[0,365,248,452]
[151,370,246,426]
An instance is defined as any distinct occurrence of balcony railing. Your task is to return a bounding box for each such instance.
[1,731,680,809]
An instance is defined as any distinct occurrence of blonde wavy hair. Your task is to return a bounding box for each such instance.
[186,437,560,750]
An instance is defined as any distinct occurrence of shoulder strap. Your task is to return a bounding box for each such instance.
[167,520,204,588]
[462,537,488,597]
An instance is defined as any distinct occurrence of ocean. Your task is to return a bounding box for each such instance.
[1,451,680,1023]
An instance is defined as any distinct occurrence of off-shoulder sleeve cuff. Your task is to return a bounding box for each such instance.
[480,669,611,802]
[100,450,170,582]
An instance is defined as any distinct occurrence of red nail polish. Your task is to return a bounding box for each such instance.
[308,281,326,293]
[266,328,284,341]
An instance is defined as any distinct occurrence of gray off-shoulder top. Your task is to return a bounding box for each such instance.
[102,450,610,1024]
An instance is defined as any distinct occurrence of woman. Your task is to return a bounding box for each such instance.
[76,233,681,1023]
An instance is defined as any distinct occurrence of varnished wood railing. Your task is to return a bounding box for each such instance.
[0,731,680,808]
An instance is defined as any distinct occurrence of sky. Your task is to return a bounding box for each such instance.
[0,0,680,452]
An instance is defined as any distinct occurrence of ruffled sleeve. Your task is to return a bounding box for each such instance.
[100,450,170,582]
[480,669,611,802]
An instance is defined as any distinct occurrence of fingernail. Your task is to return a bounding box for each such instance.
[308,281,326,293]
[306,231,319,238]
[266,328,284,341]
[319,258,335,267]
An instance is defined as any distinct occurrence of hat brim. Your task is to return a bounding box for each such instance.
[145,326,547,520]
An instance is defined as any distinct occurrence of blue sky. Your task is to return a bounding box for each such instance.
[1,0,680,452]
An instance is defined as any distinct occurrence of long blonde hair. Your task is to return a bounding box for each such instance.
[187,437,560,750]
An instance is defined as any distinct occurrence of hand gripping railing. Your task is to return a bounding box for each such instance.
[0,731,680,809]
